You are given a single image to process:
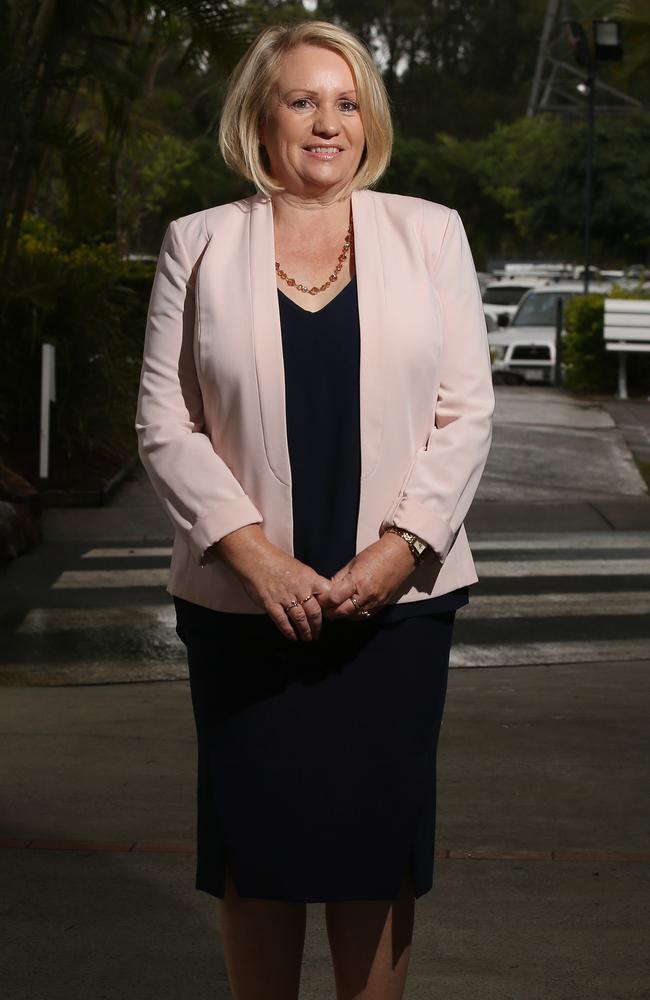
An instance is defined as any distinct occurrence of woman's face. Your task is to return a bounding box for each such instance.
[259,44,366,198]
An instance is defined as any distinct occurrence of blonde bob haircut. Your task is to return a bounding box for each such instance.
[218,20,393,198]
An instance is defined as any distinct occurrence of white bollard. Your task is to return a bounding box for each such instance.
[616,352,628,401]
[39,343,56,478]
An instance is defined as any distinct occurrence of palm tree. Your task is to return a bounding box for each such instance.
[0,0,260,268]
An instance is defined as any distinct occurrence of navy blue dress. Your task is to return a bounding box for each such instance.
[278,273,468,620]
[174,274,465,902]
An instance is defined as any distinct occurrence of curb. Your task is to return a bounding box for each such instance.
[1,839,648,863]
[35,453,138,508]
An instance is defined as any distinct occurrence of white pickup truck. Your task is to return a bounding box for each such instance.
[488,281,613,385]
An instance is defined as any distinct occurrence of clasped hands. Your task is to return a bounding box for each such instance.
[217,526,420,643]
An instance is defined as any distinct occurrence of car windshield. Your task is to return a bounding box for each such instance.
[482,285,530,306]
[512,291,577,327]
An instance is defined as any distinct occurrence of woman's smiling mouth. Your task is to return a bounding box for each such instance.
[303,145,343,159]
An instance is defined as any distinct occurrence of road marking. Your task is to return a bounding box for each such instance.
[474,558,650,577]
[461,591,650,618]
[19,592,650,634]
[450,637,650,668]
[0,658,187,686]
[51,559,650,590]
[17,605,176,634]
[470,534,650,551]
[82,547,173,559]
[52,569,169,589]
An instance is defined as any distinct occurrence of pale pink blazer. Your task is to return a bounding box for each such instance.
[135,187,495,614]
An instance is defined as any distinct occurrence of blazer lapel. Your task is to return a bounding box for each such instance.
[249,192,291,485]
[352,187,385,479]
[248,187,385,488]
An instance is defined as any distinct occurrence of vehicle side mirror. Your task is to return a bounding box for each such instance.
[497,312,510,327]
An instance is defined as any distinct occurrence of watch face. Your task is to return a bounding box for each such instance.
[413,538,427,556]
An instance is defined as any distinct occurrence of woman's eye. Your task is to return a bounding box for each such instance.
[289,98,358,112]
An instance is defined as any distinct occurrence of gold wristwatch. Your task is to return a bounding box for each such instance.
[383,526,429,565]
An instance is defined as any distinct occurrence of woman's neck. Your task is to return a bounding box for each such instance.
[270,190,352,241]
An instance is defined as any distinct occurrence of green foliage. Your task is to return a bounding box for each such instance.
[563,295,612,393]
[2,0,650,481]
[469,112,650,263]
[563,287,650,394]
[378,130,502,268]
[0,234,154,458]
[319,0,548,137]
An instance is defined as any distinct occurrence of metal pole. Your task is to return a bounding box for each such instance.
[528,0,562,116]
[554,296,564,386]
[584,71,595,294]
[39,343,56,479]
[617,352,628,400]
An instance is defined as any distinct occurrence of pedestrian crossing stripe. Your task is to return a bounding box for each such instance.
[52,568,169,589]
[17,589,650,634]
[473,558,650,577]
[450,638,650,668]
[17,606,176,634]
[51,557,650,590]
[80,535,650,560]
[469,534,650,551]
[8,534,650,676]
[81,547,173,559]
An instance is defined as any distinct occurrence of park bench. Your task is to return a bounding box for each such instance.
[603,298,650,399]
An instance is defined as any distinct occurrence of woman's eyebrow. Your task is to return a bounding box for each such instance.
[283,88,358,97]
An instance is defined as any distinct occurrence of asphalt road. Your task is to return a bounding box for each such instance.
[2,386,649,685]
[1,385,649,1000]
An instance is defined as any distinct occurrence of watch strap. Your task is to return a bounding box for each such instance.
[383,525,429,564]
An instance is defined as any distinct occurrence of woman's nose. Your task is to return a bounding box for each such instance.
[312,116,339,137]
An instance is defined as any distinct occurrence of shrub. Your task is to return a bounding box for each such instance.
[563,286,650,395]
[0,228,155,466]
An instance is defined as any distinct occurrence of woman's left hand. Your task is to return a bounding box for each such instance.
[318,533,419,621]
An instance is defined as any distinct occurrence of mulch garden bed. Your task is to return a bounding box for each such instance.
[1,436,137,507]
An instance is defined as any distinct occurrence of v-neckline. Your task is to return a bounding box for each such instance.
[277,274,357,316]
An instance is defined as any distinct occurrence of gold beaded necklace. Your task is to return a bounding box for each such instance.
[275,217,354,296]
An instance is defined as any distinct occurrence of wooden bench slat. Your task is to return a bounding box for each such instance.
[604,326,650,341]
[605,342,650,352]
[604,314,650,329]
[604,299,650,314]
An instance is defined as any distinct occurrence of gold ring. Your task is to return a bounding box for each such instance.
[300,594,314,603]
[350,595,372,618]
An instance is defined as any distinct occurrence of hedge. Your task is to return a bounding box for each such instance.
[563,287,650,395]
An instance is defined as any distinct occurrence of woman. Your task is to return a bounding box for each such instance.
[136,19,494,1000]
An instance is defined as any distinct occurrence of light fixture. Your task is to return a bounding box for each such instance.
[593,19,622,62]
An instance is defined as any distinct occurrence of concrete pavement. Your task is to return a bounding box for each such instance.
[1,385,650,998]
[1,663,649,999]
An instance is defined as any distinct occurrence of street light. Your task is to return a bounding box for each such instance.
[565,18,623,294]
[593,19,622,62]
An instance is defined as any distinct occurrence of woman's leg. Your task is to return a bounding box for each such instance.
[219,866,307,1000]
[325,868,416,1000]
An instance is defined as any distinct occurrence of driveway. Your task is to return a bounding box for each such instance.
[477,386,647,503]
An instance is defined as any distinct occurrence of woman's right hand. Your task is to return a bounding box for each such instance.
[209,524,352,642]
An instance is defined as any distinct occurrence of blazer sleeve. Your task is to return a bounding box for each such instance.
[135,218,264,565]
[379,207,495,564]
